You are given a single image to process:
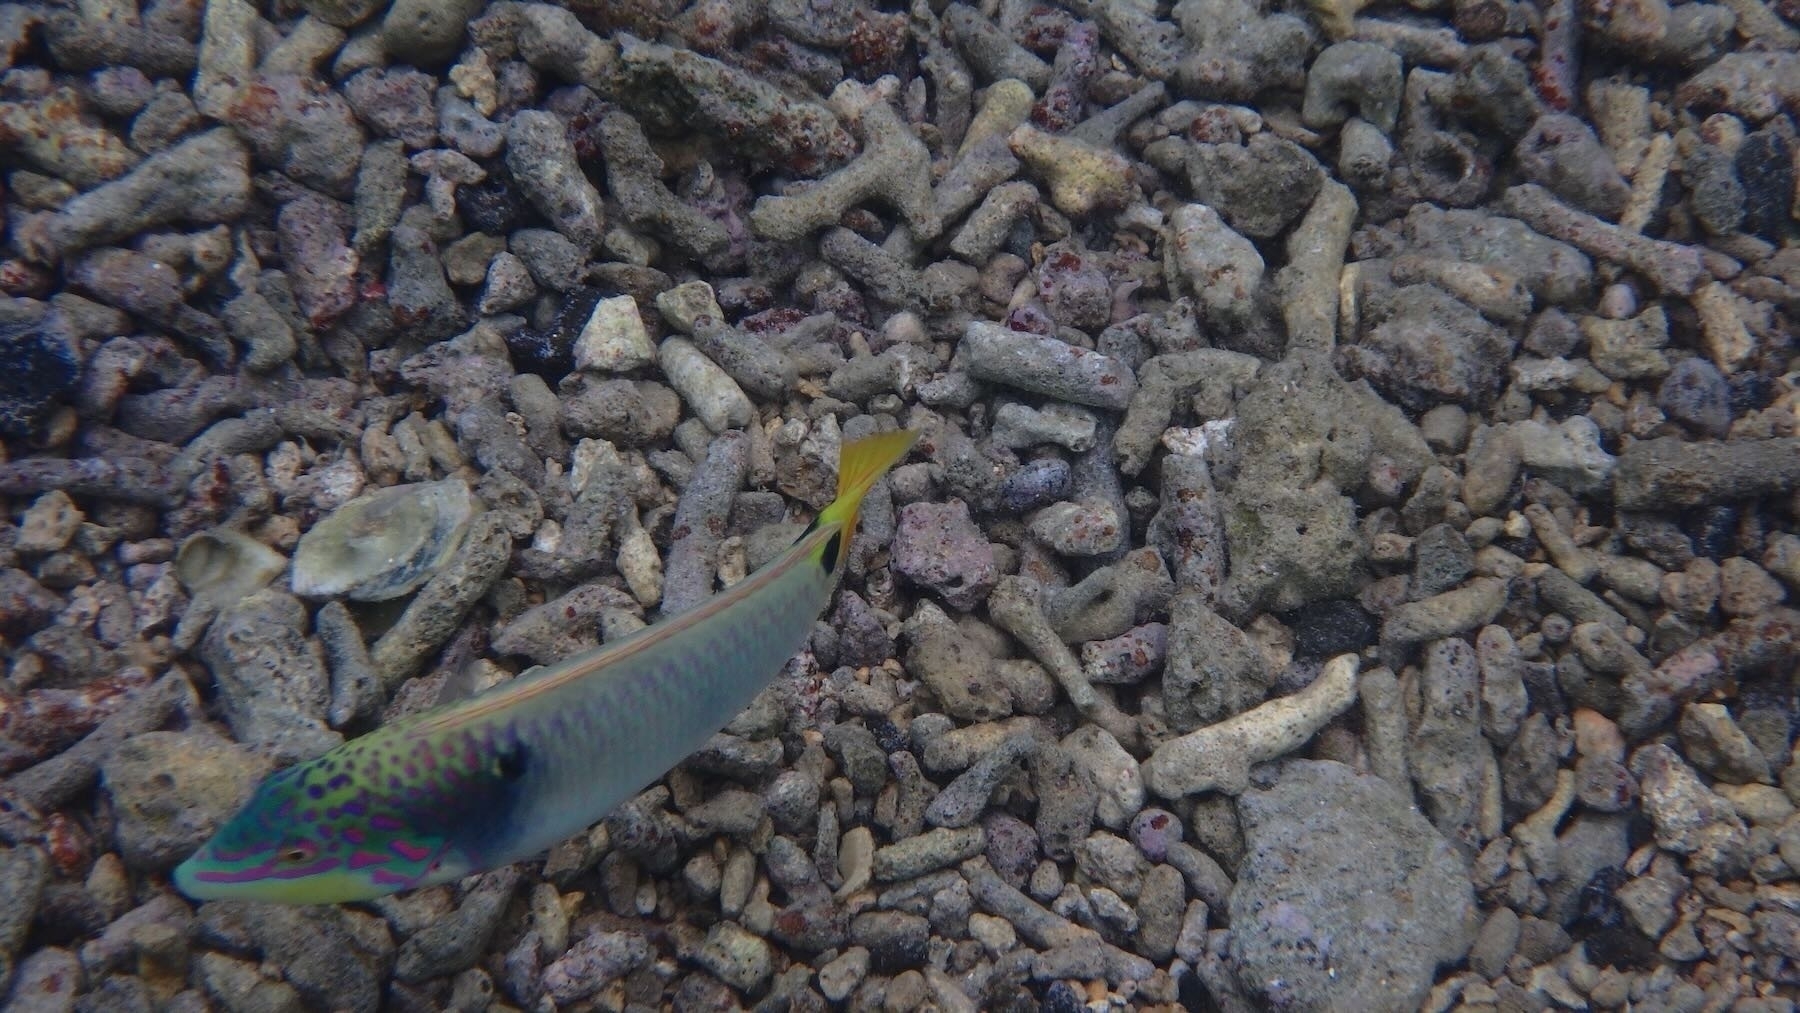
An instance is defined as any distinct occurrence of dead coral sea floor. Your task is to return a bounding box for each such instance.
[1,0,1799,1009]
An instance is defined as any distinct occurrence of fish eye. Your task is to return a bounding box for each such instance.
[277,842,317,864]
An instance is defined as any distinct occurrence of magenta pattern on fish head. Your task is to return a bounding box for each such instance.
[177,723,534,900]
[175,738,458,897]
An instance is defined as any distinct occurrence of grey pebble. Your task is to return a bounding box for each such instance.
[817,946,869,1002]
[1615,436,1800,511]
[378,0,483,65]
[370,512,512,690]
[890,500,997,612]
[1303,41,1403,133]
[990,402,1097,453]
[1411,523,1474,599]
[101,730,273,873]
[541,930,650,1005]
[1677,702,1772,785]
[198,904,391,1013]
[831,590,894,668]
[1475,625,1529,745]
[903,603,1014,722]
[0,846,48,993]
[1631,743,1751,878]
[873,826,986,881]
[660,431,747,618]
[924,733,1038,829]
[961,321,1136,410]
[849,910,929,971]
[1029,742,1098,862]
[822,723,888,796]
[1044,546,1173,644]
[1164,591,1271,731]
[1228,760,1476,1012]
[1134,864,1187,962]
[1029,500,1127,557]
[198,590,339,762]
[685,788,766,837]
[1382,577,1509,651]
[1407,638,1486,853]
[1516,113,1630,218]
[505,111,605,251]
[1146,452,1227,596]
[196,950,305,1013]
[7,948,81,1013]
[508,228,585,292]
[764,771,822,836]
[998,457,1072,514]
[47,129,250,255]
[1080,622,1168,685]
[982,812,1041,889]
[696,921,773,995]
[394,867,520,982]
[1467,906,1520,979]
[1062,726,1144,831]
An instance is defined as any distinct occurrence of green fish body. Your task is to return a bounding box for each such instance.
[174,429,918,903]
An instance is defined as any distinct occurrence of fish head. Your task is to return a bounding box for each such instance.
[174,750,455,904]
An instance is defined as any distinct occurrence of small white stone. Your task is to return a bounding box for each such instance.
[309,459,366,511]
[1173,900,1211,964]
[654,279,724,334]
[574,294,656,373]
[716,536,748,588]
[569,438,623,493]
[818,947,869,1002]
[837,826,875,898]
[16,490,82,554]
[659,337,753,432]
[1160,419,1234,458]
[968,912,1016,956]
[1088,885,1138,933]
[532,519,563,554]
[1062,725,1144,830]
[1165,203,1263,328]
[616,513,663,607]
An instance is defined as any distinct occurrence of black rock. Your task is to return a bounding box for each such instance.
[1575,866,1628,930]
[31,883,109,945]
[868,714,908,755]
[985,984,1040,1013]
[1290,599,1377,659]
[999,457,1073,514]
[459,172,530,235]
[1729,371,1777,415]
[0,315,81,438]
[1737,131,1797,242]
[1618,513,1694,571]
[1040,980,1085,1013]
[506,287,603,381]
[1683,503,1739,561]
[1658,357,1731,438]
[1586,926,1659,970]
[1177,970,1223,1013]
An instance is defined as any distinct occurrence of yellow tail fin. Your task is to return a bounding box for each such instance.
[817,429,919,533]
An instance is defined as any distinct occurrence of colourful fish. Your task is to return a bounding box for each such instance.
[174,429,918,903]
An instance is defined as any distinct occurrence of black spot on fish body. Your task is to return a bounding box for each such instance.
[494,742,529,782]
[821,532,842,573]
